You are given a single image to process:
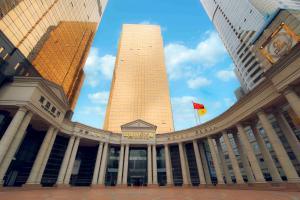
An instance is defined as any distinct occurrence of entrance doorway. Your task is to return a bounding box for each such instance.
[127,147,147,186]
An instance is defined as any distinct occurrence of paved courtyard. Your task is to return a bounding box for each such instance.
[0,188,300,200]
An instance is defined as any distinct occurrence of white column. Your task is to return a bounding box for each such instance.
[236,124,266,183]
[178,142,189,185]
[147,144,153,185]
[222,132,244,184]
[26,126,55,185]
[257,110,300,182]
[122,144,129,185]
[0,107,27,164]
[98,142,109,185]
[0,111,33,184]
[117,144,124,185]
[216,138,232,184]
[199,142,212,184]
[56,136,75,185]
[164,144,173,185]
[207,137,224,184]
[36,129,58,184]
[192,140,206,185]
[283,88,300,119]
[63,136,80,184]
[275,112,300,163]
[152,145,158,185]
[232,133,255,183]
[251,124,282,182]
[92,142,103,185]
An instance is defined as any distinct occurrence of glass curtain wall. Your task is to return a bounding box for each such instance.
[105,146,120,186]
[185,143,200,185]
[4,126,45,186]
[70,145,98,186]
[157,146,166,186]
[127,147,147,186]
[0,110,11,140]
[41,135,69,186]
[170,145,183,186]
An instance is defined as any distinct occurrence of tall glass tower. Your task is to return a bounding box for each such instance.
[0,0,108,110]
[104,24,174,134]
[200,0,300,92]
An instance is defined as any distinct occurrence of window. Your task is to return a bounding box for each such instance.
[57,112,61,117]
[51,107,56,113]
[39,96,45,104]
[45,101,51,109]
[0,47,4,53]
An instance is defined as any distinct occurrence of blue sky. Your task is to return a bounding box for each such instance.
[72,0,240,131]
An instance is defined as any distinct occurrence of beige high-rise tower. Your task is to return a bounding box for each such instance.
[104,24,174,133]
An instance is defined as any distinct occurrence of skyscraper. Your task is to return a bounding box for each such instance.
[0,0,108,110]
[104,24,174,134]
[200,0,299,92]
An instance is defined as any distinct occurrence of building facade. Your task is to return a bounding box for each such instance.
[0,0,108,110]
[200,0,300,93]
[0,10,299,189]
[103,24,174,134]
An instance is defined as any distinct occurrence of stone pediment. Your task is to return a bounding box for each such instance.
[43,79,69,106]
[121,119,157,132]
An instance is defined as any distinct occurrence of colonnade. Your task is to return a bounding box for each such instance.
[0,87,299,188]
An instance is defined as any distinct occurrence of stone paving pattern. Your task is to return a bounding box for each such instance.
[1,188,300,200]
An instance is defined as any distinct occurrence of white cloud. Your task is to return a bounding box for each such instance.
[88,91,109,104]
[171,96,220,130]
[84,47,116,87]
[78,106,103,116]
[187,77,211,89]
[164,31,227,80]
[216,69,236,82]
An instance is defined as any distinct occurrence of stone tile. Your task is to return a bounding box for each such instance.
[0,188,300,200]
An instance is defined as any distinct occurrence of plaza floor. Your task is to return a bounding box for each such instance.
[1,187,300,200]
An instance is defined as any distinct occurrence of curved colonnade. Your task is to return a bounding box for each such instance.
[0,45,299,189]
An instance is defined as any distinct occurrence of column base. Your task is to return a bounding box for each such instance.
[163,184,173,187]
[147,184,159,188]
[115,184,128,188]
[55,184,71,188]
[181,184,191,188]
[205,184,219,188]
[22,184,42,189]
[90,184,106,188]
[285,182,300,191]
[287,178,300,183]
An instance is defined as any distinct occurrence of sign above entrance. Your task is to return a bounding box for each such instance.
[123,132,155,140]
[121,119,157,142]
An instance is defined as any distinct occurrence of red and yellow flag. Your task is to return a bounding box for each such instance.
[192,101,207,116]
[193,102,204,109]
[198,108,207,116]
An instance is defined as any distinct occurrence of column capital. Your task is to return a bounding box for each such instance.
[17,106,28,113]
[257,109,266,116]
[236,123,243,129]
[282,86,294,95]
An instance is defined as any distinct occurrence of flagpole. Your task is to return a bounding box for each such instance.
[193,109,198,125]
[192,101,198,126]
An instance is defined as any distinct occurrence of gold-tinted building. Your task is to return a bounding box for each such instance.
[104,24,174,133]
[0,0,108,110]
